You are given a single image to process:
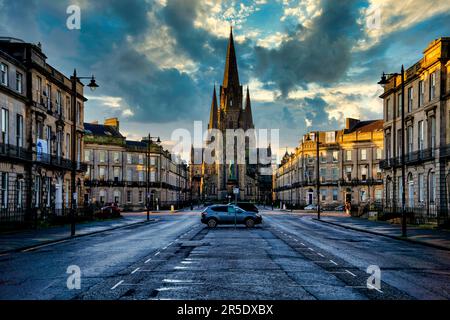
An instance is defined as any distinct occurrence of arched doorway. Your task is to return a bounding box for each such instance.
[345,188,352,204]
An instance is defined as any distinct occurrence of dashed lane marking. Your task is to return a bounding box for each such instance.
[145,258,152,263]
[317,253,325,257]
[111,280,124,290]
[131,267,140,274]
[330,259,338,265]
[154,251,160,256]
[345,270,357,277]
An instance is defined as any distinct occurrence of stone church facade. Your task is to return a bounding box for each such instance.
[190,28,271,203]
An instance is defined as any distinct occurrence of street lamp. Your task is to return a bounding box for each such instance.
[306,132,321,220]
[378,67,407,237]
[70,69,98,237]
[145,134,161,221]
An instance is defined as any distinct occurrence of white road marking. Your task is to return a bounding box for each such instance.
[317,253,324,257]
[308,248,315,252]
[367,284,383,293]
[300,243,305,246]
[162,246,168,250]
[330,260,338,265]
[163,279,196,283]
[345,270,357,277]
[131,267,140,274]
[111,280,124,290]
[145,258,152,263]
[154,251,160,256]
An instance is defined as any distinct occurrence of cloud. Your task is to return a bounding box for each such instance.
[254,0,368,96]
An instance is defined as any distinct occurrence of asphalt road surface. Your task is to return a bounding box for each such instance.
[0,210,449,300]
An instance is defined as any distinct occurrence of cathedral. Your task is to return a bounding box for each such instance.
[190,28,272,203]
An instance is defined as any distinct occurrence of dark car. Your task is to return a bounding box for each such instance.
[228,202,259,213]
[334,205,345,212]
[201,204,262,228]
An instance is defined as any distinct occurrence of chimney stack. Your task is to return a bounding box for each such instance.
[345,118,360,130]
[104,117,119,130]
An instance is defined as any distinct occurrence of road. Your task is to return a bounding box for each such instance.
[0,210,449,300]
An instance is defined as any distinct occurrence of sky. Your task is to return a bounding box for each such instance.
[1,0,450,161]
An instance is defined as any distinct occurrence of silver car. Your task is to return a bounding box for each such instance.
[201,204,262,228]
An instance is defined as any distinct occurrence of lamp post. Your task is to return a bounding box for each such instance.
[70,69,98,237]
[306,132,321,220]
[145,134,161,221]
[378,67,407,237]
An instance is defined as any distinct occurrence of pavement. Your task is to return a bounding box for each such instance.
[0,213,155,254]
[1,209,450,300]
[316,214,450,251]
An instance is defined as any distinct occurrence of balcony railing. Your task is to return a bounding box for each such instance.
[380,148,434,169]
[35,152,87,172]
[0,143,31,162]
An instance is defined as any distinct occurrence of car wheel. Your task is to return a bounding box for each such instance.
[245,218,255,228]
[207,219,217,228]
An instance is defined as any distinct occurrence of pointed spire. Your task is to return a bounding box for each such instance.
[208,85,218,129]
[244,86,254,128]
[222,26,240,88]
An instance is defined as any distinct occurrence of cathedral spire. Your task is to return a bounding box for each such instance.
[245,86,254,128]
[208,85,218,129]
[222,26,240,88]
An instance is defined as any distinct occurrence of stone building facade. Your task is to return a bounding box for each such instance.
[274,118,384,209]
[83,118,189,210]
[379,37,450,223]
[0,38,86,223]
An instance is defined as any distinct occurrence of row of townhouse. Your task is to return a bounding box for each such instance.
[83,118,189,211]
[0,38,86,223]
[379,37,450,223]
[274,118,384,209]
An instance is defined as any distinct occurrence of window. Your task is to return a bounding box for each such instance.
[398,176,403,202]
[127,153,132,164]
[0,172,8,208]
[429,72,436,100]
[1,109,9,144]
[150,157,156,165]
[99,190,106,204]
[418,173,424,203]
[138,191,143,203]
[16,72,23,93]
[99,167,106,180]
[332,167,339,181]
[397,129,402,157]
[360,149,367,161]
[325,131,335,143]
[16,114,23,147]
[46,83,51,110]
[16,179,23,208]
[138,171,144,182]
[99,150,106,163]
[45,126,51,154]
[360,190,367,202]
[385,133,391,159]
[332,188,338,201]
[429,172,436,204]
[419,80,424,106]
[138,154,144,164]
[76,102,81,124]
[376,148,382,160]
[361,166,368,181]
[346,150,352,161]
[320,168,327,182]
[56,130,62,157]
[429,116,436,150]
[66,133,70,159]
[84,150,91,162]
[126,190,132,203]
[150,171,156,182]
[332,151,338,162]
[86,166,91,179]
[320,152,326,163]
[113,152,120,163]
[375,189,382,201]
[34,175,41,208]
[113,167,120,180]
[321,189,327,201]
[418,121,424,151]
[56,90,62,114]
[126,169,132,181]
[407,126,413,154]
[0,63,8,85]
[397,93,402,117]
[407,87,413,112]
[66,96,71,120]
[345,166,352,181]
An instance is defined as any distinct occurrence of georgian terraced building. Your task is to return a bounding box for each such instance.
[83,118,189,211]
[0,38,86,224]
[379,37,450,224]
[274,118,384,209]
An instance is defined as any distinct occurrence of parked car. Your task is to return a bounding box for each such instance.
[201,204,262,228]
[304,204,318,210]
[228,202,259,213]
[334,205,345,212]
[100,203,121,217]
